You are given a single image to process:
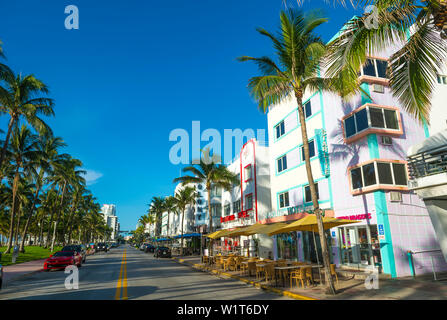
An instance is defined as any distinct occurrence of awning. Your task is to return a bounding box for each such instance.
[174,233,202,239]
[205,229,237,239]
[407,129,447,156]
[268,215,360,236]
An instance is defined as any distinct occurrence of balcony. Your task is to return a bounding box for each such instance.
[407,129,447,263]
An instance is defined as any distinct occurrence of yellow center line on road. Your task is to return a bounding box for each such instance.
[115,249,128,300]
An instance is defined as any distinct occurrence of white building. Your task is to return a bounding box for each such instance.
[102,204,119,240]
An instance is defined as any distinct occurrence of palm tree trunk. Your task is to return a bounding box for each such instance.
[64,197,77,246]
[207,187,214,256]
[0,116,15,177]
[14,204,22,247]
[296,91,336,295]
[19,184,41,252]
[38,215,45,247]
[4,168,20,253]
[181,209,185,256]
[51,181,67,252]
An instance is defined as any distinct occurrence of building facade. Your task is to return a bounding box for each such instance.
[264,41,447,277]
[102,204,119,240]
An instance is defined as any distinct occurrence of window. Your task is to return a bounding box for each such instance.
[245,194,253,210]
[244,165,252,181]
[437,74,447,85]
[349,161,408,192]
[343,105,400,139]
[304,183,319,203]
[210,204,222,217]
[277,155,288,173]
[361,58,388,78]
[304,101,312,119]
[224,203,231,216]
[279,191,290,208]
[275,120,285,139]
[233,200,241,214]
[301,140,316,161]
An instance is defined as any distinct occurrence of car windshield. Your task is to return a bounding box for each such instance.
[62,246,79,252]
[53,251,74,257]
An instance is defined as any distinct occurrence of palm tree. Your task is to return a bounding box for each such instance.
[173,186,197,255]
[325,0,447,123]
[18,134,66,252]
[3,125,40,253]
[237,9,340,294]
[164,196,176,237]
[173,149,238,255]
[49,157,85,251]
[0,68,55,172]
[148,197,166,237]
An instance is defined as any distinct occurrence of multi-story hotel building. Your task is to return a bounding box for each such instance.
[265,44,447,277]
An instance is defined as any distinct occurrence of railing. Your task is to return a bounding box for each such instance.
[407,249,447,281]
[407,145,447,180]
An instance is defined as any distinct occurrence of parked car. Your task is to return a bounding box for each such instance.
[144,244,155,253]
[43,251,82,271]
[110,242,119,248]
[0,263,3,290]
[154,246,171,258]
[96,242,108,252]
[61,245,86,263]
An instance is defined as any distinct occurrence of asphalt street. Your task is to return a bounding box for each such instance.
[0,245,291,300]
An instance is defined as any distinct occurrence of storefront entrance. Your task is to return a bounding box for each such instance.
[338,224,381,270]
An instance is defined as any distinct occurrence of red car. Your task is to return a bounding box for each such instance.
[43,251,82,271]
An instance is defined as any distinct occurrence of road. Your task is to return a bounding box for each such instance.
[0,245,291,300]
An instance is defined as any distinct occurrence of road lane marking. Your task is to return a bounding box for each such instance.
[115,249,127,300]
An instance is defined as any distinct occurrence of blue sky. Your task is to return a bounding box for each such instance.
[0,1,360,231]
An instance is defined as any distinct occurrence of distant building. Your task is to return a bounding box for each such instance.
[102,204,119,240]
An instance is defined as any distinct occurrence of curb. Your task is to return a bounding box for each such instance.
[3,268,43,287]
[171,257,317,300]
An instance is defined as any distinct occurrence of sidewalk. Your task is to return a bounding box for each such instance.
[170,255,447,300]
[2,259,45,285]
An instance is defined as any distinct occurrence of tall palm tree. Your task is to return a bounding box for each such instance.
[0,68,54,172]
[237,9,340,294]
[173,186,197,256]
[49,157,85,251]
[164,196,176,237]
[173,149,238,255]
[3,125,40,253]
[325,0,447,123]
[148,197,166,237]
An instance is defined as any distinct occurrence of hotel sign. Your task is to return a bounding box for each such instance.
[337,213,372,220]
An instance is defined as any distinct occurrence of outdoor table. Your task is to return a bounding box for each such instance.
[274,265,300,287]
[255,263,268,280]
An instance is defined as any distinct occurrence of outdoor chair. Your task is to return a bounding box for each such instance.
[304,267,314,286]
[247,261,256,277]
[264,263,276,284]
[202,256,209,264]
[321,264,339,285]
[234,257,243,271]
[290,267,307,288]
[215,256,224,269]
[224,257,236,271]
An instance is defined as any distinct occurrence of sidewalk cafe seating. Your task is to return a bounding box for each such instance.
[305,266,314,286]
[321,264,339,285]
[234,256,243,271]
[290,267,307,288]
[215,256,224,269]
[247,261,257,277]
[224,257,236,271]
[202,256,209,264]
[264,263,277,284]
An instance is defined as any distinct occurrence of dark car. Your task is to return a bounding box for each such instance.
[61,245,86,263]
[144,244,155,253]
[154,246,171,258]
[96,242,108,253]
[43,251,82,270]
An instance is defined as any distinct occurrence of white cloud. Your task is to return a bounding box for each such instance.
[83,169,103,186]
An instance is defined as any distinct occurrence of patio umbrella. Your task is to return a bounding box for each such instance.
[267,216,359,236]
[267,215,360,282]
[205,229,234,239]
[254,222,288,235]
